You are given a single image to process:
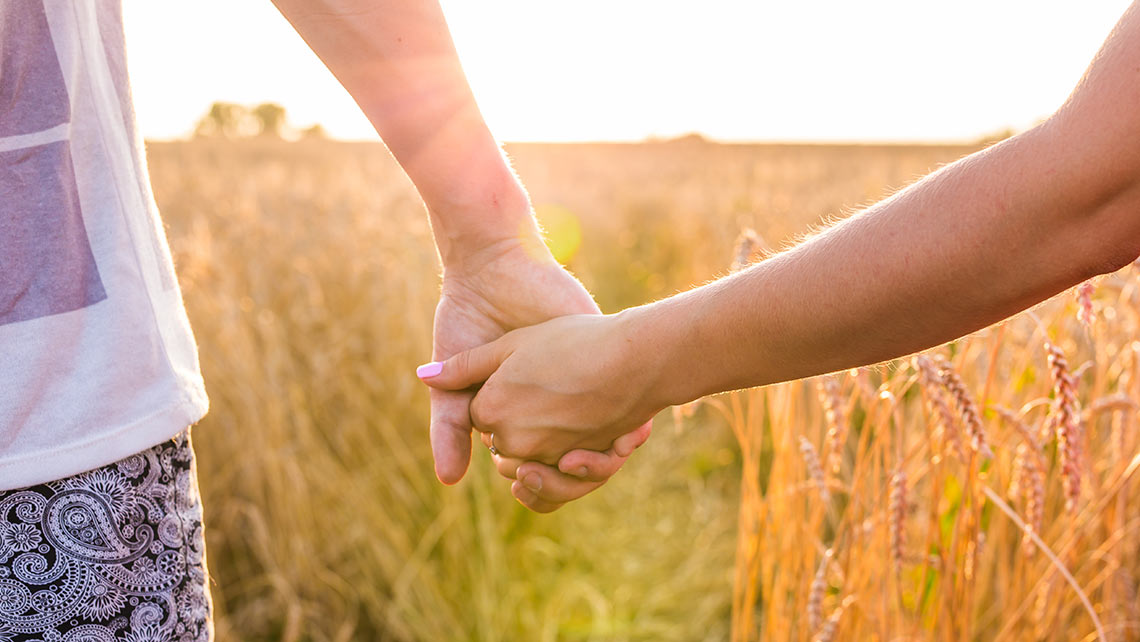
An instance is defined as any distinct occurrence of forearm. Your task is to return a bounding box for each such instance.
[627,3,1140,408]
[271,0,535,263]
[633,121,1140,408]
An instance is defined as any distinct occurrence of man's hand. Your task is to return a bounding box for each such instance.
[430,234,650,511]
[271,0,651,510]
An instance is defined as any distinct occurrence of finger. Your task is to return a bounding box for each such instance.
[555,421,653,481]
[516,461,606,503]
[493,454,525,480]
[613,421,653,457]
[429,388,474,485]
[416,338,509,391]
[511,480,566,513]
[478,432,524,479]
[554,448,628,483]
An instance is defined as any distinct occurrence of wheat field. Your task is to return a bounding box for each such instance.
[147,138,1139,641]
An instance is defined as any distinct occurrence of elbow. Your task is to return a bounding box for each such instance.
[1039,108,1140,277]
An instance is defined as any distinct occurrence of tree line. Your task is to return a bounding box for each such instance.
[194,102,326,140]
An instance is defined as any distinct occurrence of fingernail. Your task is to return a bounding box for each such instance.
[416,362,443,379]
[522,473,543,491]
[512,481,537,502]
[572,466,588,478]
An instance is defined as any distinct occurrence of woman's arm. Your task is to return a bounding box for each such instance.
[645,0,1140,407]
[419,1,1140,479]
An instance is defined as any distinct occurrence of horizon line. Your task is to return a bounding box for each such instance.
[144,133,1008,147]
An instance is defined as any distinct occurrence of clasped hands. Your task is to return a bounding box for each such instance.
[422,235,658,512]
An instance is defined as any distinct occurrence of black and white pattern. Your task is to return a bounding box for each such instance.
[0,431,212,641]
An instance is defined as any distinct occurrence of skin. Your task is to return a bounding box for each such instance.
[270,0,649,511]
[421,1,1140,489]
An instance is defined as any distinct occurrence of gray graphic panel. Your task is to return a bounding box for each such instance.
[0,141,106,326]
[0,1,70,136]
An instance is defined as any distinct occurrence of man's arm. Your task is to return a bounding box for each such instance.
[271,0,647,507]
[271,0,530,261]
[419,1,1140,466]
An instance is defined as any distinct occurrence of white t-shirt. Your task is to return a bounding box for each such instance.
[0,1,208,489]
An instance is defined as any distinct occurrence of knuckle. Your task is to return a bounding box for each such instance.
[493,432,520,458]
[496,433,542,462]
[515,435,555,464]
[469,397,499,431]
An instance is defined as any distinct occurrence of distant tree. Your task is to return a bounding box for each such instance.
[252,102,288,138]
[193,102,252,139]
[192,101,325,141]
[300,124,328,140]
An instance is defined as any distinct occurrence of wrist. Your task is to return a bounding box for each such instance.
[614,304,694,416]
[425,165,544,270]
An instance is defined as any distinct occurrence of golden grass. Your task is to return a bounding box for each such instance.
[724,274,1140,641]
[144,137,1136,641]
[150,139,750,641]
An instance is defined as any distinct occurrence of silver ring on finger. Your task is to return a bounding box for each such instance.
[488,434,500,456]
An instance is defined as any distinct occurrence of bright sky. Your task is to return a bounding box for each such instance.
[122,1,1133,143]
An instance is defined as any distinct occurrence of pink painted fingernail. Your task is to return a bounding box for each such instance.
[416,362,443,379]
[522,473,543,491]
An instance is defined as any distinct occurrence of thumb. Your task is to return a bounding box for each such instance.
[416,338,508,390]
[612,421,653,458]
[429,388,475,485]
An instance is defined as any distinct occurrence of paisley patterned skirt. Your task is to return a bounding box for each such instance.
[0,430,213,641]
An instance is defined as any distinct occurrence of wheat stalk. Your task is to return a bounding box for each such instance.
[817,377,848,475]
[1075,280,1095,327]
[730,228,768,272]
[807,549,832,635]
[996,408,1046,556]
[932,355,995,459]
[1046,342,1083,512]
[889,468,907,576]
[914,355,968,463]
[812,606,842,642]
[799,435,831,503]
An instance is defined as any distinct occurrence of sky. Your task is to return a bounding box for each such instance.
[122,1,1133,143]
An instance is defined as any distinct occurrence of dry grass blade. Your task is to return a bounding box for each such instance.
[1083,393,1138,421]
[983,486,1105,642]
[995,407,1047,555]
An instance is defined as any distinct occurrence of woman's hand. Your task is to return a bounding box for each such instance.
[420,312,663,469]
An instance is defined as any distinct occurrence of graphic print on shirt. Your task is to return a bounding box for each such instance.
[0,1,68,137]
[0,1,107,326]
